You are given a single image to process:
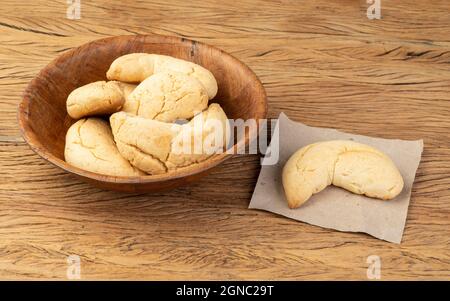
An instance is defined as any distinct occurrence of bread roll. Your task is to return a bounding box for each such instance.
[110,104,229,174]
[123,71,208,123]
[106,53,218,99]
[64,118,144,176]
[66,81,126,119]
[282,140,404,208]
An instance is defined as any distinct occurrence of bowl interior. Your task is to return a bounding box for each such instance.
[19,35,267,182]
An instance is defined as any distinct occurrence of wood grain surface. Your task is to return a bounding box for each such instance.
[0,0,449,280]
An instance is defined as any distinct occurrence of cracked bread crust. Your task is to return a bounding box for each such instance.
[167,103,230,170]
[106,53,218,99]
[282,140,404,209]
[66,81,126,119]
[64,118,144,176]
[110,104,229,175]
[123,71,208,123]
[110,112,181,175]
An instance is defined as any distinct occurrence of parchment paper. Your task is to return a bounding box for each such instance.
[249,113,423,243]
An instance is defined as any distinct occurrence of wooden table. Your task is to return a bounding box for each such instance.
[1,0,449,280]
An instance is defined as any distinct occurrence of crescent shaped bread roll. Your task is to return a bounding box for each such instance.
[64,118,144,176]
[66,81,126,119]
[110,104,229,174]
[282,140,404,209]
[122,71,209,123]
[106,53,218,99]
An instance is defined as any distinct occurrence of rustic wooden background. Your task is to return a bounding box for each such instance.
[0,0,449,280]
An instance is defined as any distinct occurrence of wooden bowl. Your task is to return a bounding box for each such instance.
[18,35,267,192]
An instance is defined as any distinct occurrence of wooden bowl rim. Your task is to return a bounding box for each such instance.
[17,34,268,184]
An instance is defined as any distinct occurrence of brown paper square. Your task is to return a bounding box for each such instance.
[249,113,423,243]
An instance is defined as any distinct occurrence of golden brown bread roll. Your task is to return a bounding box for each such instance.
[110,104,229,174]
[64,118,144,176]
[106,53,218,99]
[66,81,126,119]
[282,140,404,209]
[123,71,208,123]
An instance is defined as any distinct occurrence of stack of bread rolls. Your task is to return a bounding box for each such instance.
[64,53,229,177]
